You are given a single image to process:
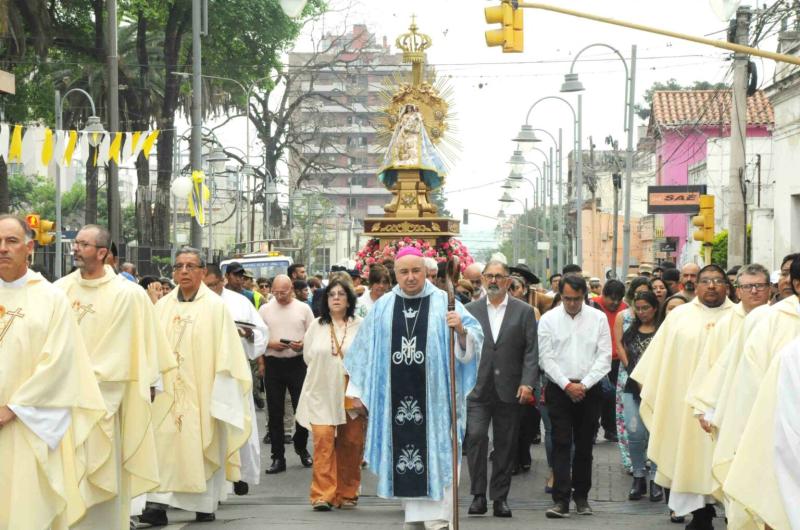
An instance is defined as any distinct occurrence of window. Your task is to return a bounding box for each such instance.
[348,197,360,209]
[351,176,368,187]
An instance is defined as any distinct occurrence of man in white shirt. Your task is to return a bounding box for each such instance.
[538,274,612,518]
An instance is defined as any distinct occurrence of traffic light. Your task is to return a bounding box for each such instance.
[25,214,40,241]
[463,208,469,225]
[37,218,56,245]
[485,1,523,53]
[692,195,715,245]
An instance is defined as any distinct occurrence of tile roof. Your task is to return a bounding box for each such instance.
[651,89,774,127]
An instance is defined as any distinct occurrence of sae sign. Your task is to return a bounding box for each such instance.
[647,185,707,214]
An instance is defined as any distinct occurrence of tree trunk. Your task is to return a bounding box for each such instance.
[0,158,8,213]
[153,2,190,247]
[135,152,153,245]
[85,145,98,224]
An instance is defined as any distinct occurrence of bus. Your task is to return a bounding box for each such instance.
[220,252,293,280]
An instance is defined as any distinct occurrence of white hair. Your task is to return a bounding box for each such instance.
[423,257,438,271]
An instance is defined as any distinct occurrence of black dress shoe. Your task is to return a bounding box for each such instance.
[297,450,313,468]
[574,498,593,515]
[195,512,215,522]
[139,507,168,526]
[265,458,286,474]
[467,495,487,515]
[628,477,647,500]
[532,434,542,445]
[233,480,249,495]
[262,432,270,444]
[650,481,664,502]
[493,500,512,518]
[253,394,265,409]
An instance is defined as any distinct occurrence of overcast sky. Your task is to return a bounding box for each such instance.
[214,0,776,256]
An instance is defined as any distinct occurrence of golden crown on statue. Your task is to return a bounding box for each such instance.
[396,15,431,65]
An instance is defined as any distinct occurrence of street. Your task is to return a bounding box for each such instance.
[148,409,684,529]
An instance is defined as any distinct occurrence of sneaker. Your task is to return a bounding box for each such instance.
[312,500,332,511]
[574,498,593,515]
[545,502,570,518]
[340,498,358,509]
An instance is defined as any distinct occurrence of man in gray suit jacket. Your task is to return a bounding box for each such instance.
[464,260,539,518]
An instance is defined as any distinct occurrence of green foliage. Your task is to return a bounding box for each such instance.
[712,229,728,269]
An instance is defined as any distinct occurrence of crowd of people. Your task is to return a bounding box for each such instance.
[2,212,798,529]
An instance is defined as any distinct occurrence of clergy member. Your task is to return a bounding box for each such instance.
[631,264,733,530]
[708,255,800,528]
[204,264,269,496]
[0,215,106,530]
[722,336,800,530]
[344,247,483,529]
[56,224,176,529]
[140,248,252,525]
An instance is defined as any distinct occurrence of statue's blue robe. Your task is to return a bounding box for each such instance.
[345,281,482,500]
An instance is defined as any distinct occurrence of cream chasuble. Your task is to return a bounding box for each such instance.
[630,297,732,515]
[689,303,771,429]
[685,303,746,424]
[55,266,176,529]
[723,337,800,530]
[708,295,800,527]
[148,283,252,513]
[0,270,106,530]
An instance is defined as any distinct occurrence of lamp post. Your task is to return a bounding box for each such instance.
[531,128,561,272]
[513,96,581,268]
[562,43,637,277]
[54,89,104,279]
[205,146,228,263]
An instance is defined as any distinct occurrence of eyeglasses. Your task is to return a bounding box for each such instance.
[327,290,347,298]
[172,263,202,272]
[737,282,770,292]
[72,240,105,249]
[698,277,727,286]
[634,305,655,312]
[483,274,508,282]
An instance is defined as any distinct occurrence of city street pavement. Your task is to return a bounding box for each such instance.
[140,409,699,529]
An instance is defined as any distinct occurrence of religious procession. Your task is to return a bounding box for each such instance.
[2,1,800,530]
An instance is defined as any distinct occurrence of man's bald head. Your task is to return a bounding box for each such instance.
[681,262,700,292]
[272,274,293,305]
[463,263,482,281]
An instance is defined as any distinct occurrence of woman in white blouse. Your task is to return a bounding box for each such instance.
[296,277,364,511]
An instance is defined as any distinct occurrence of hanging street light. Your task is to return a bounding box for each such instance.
[512,124,541,152]
[279,0,308,18]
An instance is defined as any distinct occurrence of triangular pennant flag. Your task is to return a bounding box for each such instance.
[21,126,43,166]
[188,170,206,225]
[126,131,145,165]
[141,129,159,159]
[121,132,133,165]
[53,130,66,168]
[64,130,79,167]
[41,128,54,166]
[0,124,9,162]
[8,125,22,163]
[76,132,88,167]
[108,132,123,165]
[96,134,111,166]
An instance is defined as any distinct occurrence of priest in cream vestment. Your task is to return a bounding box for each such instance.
[141,248,252,525]
[631,264,733,530]
[55,224,177,529]
[0,215,106,530]
[723,336,800,530]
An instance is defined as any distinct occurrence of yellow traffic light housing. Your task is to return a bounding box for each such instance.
[37,218,56,246]
[691,195,715,245]
[485,1,523,53]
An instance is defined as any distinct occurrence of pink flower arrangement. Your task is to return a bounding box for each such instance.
[355,237,474,274]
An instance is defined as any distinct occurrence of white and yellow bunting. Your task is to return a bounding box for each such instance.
[187,170,210,226]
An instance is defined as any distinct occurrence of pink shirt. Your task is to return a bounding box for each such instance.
[258,298,315,358]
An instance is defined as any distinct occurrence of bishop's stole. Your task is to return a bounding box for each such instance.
[345,281,483,501]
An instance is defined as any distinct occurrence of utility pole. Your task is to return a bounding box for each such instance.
[107,0,121,246]
[190,0,204,249]
[621,44,637,279]
[727,6,751,267]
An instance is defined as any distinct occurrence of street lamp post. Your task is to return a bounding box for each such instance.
[513,95,581,268]
[189,0,204,250]
[54,88,104,279]
[562,43,637,277]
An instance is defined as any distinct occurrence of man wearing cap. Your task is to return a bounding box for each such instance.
[242,269,264,308]
[225,262,258,307]
[345,246,483,529]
